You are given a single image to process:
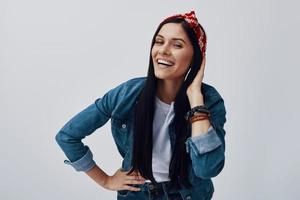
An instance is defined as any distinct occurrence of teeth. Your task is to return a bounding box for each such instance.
[157,59,174,66]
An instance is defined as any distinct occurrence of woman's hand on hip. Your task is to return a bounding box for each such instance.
[103,168,145,191]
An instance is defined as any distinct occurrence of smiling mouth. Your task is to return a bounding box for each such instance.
[157,59,174,67]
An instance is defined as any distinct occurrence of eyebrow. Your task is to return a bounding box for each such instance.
[156,34,186,44]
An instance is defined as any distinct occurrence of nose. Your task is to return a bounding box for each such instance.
[158,43,170,55]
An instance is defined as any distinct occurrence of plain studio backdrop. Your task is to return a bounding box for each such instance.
[1,0,299,199]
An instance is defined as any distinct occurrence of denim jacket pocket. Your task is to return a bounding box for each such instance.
[111,118,132,153]
[111,118,129,133]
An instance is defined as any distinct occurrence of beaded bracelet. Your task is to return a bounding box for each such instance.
[184,105,210,121]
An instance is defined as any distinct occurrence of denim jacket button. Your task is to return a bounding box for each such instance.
[122,124,126,129]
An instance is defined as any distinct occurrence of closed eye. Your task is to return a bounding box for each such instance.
[155,40,182,48]
[174,44,182,48]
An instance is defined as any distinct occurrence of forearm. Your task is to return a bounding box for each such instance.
[189,95,211,137]
[191,119,211,137]
[186,85,227,179]
[85,165,109,188]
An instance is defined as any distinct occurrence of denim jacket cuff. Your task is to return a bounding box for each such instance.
[185,126,222,156]
[63,149,96,172]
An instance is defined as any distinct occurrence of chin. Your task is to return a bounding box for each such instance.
[154,73,174,81]
[154,72,167,80]
[154,65,175,79]
[154,72,165,80]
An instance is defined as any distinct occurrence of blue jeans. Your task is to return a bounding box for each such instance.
[117,181,192,200]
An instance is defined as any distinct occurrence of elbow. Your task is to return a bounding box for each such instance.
[55,132,61,145]
[55,131,65,147]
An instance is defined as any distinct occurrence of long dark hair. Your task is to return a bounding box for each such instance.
[128,17,206,188]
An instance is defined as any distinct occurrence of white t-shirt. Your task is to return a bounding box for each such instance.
[146,95,175,182]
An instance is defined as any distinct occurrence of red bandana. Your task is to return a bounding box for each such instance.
[160,11,207,57]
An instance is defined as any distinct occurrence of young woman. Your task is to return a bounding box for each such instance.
[55,11,227,200]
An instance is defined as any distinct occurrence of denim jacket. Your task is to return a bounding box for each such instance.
[55,77,227,200]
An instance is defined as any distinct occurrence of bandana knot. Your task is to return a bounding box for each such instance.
[160,11,207,57]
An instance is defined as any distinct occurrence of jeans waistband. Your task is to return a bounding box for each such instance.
[133,181,177,193]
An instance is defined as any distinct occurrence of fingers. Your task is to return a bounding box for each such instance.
[125,170,145,180]
[127,175,145,180]
[121,170,146,191]
[198,55,206,76]
[124,179,145,185]
[123,185,141,192]
[109,168,146,192]
[192,56,206,86]
[122,175,145,192]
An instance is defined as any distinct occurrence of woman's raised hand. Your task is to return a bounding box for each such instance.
[104,168,146,191]
[186,55,206,107]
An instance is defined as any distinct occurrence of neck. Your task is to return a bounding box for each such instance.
[156,78,183,104]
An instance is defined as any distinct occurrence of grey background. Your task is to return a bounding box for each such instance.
[1,0,299,199]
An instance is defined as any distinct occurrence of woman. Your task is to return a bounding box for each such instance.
[55,11,227,200]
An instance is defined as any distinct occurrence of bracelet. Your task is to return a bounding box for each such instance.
[189,113,210,123]
[190,117,209,123]
[184,105,210,121]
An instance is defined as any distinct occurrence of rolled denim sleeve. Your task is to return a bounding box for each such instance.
[186,93,227,179]
[55,82,126,172]
[185,126,222,155]
[63,149,96,172]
